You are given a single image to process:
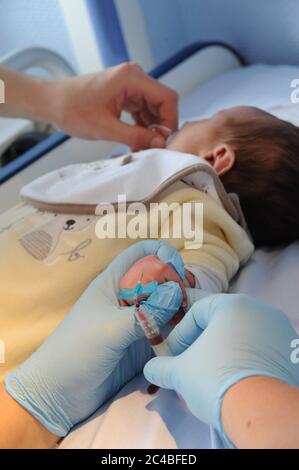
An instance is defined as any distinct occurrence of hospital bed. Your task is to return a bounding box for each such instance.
[1,43,299,449]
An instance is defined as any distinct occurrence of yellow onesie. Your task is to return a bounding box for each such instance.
[0,181,253,380]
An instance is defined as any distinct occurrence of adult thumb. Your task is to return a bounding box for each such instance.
[143,355,178,390]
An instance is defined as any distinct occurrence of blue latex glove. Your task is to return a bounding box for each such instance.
[144,293,299,447]
[4,241,183,437]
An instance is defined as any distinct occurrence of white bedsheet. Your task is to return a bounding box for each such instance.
[60,64,299,449]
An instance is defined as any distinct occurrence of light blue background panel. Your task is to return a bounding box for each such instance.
[124,0,299,67]
[0,0,78,71]
[2,0,299,70]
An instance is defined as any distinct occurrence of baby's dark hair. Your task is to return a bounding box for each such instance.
[220,113,299,247]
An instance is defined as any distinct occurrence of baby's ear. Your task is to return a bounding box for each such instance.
[203,144,235,176]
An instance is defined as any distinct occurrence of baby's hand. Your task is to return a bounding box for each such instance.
[119,254,187,306]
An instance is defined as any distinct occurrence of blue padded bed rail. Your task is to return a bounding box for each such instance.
[0,41,243,185]
[0,131,68,184]
[149,41,245,78]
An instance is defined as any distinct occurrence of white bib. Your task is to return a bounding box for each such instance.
[20,149,245,227]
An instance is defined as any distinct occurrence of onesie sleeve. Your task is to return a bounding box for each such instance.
[184,263,224,292]
[177,195,254,293]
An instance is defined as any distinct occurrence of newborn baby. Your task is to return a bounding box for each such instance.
[119,106,299,306]
[167,106,299,247]
[5,104,299,379]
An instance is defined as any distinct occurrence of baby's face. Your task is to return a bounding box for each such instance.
[166,106,266,156]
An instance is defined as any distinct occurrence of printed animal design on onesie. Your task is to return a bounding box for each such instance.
[18,213,95,261]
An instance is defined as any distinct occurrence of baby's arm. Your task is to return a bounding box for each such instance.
[118,254,189,306]
[177,192,254,296]
[184,263,224,292]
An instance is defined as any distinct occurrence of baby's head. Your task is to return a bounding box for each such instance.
[167,106,299,247]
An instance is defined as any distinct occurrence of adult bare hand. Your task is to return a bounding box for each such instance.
[0,64,178,151]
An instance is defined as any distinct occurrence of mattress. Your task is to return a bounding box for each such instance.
[33,63,299,448]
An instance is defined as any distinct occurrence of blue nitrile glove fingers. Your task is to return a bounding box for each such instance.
[99,240,186,303]
[4,241,183,437]
[144,293,299,445]
[143,240,185,281]
[140,281,183,326]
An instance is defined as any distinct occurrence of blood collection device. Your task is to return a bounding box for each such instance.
[134,302,173,357]
[118,274,173,354]
[118,274,187,396]
[118,277,174,395]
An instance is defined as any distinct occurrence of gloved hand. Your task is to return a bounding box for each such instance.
[144,293,299,447]
[4,241,183,437]
[119,254,187,306]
